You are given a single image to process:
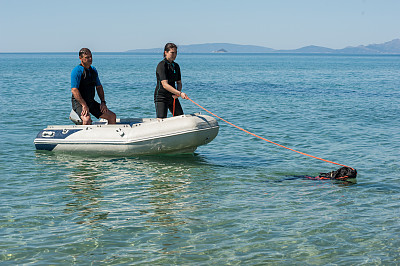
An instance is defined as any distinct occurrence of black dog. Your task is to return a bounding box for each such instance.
[270,166,357,183]
[316,167,357,180]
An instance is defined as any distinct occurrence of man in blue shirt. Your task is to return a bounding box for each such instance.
[71,48,116,125]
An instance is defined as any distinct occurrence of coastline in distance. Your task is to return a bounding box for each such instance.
[126,39,400,54]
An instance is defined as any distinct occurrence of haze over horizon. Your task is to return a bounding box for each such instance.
[1,0,399,53]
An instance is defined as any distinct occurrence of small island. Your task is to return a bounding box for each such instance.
[212,48,228,53]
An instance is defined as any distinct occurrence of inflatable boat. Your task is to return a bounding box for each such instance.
[34,113,219,155]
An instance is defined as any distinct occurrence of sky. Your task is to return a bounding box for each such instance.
[0,0,399,52]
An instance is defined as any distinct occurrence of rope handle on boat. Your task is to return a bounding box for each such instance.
[188,97,353,169]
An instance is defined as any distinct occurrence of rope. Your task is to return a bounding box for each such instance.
[173,98,176,116]
[188,97,353,169]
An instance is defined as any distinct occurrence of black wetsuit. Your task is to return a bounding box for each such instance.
[71,65,103,118]
[154,59,183,118]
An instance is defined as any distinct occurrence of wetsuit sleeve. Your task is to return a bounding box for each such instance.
[156,61,167,81]
[91,66,102,86]
[71,66,83,88]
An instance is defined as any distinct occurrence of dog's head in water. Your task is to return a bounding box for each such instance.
[318,167,357,180]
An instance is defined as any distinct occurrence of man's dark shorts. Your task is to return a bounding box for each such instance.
[72,98,103,119]
[155,99,183,119]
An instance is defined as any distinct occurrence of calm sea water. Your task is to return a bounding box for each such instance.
[1,52,399,265]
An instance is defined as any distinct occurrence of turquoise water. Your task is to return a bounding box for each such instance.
[1,53,400,265]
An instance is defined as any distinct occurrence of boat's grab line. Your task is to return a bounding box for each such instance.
[188,97,353,169]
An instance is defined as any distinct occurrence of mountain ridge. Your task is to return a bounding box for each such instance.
[126,39,400,54]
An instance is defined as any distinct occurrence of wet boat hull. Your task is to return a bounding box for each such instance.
[34,114,219,155]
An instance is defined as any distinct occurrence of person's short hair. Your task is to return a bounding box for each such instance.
[163,43,177,57]
[79,48,91,58]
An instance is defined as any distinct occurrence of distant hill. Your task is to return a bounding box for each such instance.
[126,43,274,53]
[126,39,400,54]
[277,45,336,53]
[338,39,400,54]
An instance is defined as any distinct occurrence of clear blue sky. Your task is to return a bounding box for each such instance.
[1,0,399,52]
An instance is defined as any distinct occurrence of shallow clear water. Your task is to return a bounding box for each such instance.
[1,53,400,265]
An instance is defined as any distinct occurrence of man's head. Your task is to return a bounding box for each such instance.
[163,43,177,62]
[79,48,92,68]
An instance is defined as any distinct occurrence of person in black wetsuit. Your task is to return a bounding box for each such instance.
[154,43,189,118]
[71,48,116,125]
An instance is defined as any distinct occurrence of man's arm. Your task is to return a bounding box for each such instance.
[176,80,182,92]
[96,85,109,113]
[162,80,187,99]
[161,80,182,96]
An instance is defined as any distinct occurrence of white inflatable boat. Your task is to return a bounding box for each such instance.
[34,113,219,155]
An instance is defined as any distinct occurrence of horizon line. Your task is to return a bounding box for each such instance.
[2,38,400,54]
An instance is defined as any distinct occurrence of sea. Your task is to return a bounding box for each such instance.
[0,52,399,265]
